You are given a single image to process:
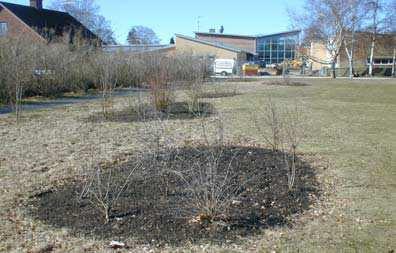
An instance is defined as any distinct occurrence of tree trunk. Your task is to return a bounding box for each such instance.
[331,61,336,79]
[369,0,379,77]
[369,39,376,77]
[350,21,355,79]
[392,48,396,78]
[345,45,354,80]
[348,54,353,79]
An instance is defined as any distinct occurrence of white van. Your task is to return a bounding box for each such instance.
[214,59,236,76]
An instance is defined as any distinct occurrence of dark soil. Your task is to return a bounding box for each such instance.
[198,91,241,99]
[263,80,310,87]
[28,145,320,246]
[87,102,215,123]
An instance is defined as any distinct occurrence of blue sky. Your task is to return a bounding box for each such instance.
[3,0,302,44]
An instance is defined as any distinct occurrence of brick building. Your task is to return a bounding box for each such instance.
[175,34,256,62]
[0,0,101,44]
[195,32,256,52]
[175,30,301,66]
[308,32,396,74]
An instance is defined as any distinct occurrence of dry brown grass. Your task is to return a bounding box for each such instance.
[0,78,395,252]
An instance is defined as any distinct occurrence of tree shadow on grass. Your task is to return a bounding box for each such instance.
[28,145,320,246]
[87,102,215,123]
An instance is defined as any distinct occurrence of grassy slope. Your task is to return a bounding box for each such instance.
[0,78,395,252]
[214,79,396,252]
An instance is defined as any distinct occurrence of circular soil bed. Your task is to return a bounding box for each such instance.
[87,102,215,123]
[29,146,320,246]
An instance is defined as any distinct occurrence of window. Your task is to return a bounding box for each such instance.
[256,32,300,64]
[369,58,394,65]
[0,22,8,36]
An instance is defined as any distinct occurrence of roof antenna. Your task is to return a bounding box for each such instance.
[197,16,202,32]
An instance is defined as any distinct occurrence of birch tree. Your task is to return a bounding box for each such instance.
[290,0,354,78]
[364,0,395,77]
[392,48,396,77]
[367,0,380,77]
[343,0,367,79]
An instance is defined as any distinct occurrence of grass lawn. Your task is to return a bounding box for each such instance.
[0,78,395,252]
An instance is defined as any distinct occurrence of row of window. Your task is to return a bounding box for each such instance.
[256,34,299,64]
[0,22,8,36]
[368,58,395,65]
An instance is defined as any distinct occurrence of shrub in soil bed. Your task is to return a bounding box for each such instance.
[28,145,320,246]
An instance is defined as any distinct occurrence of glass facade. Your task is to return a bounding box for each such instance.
[256,32,300,65]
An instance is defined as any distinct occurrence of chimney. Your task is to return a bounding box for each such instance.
[30,0,43,9]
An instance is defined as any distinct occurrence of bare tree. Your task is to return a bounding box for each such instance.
[383,0,396,33]
[364,0,395,77]
[290,0,356,78]
[127,26,161,45]
[392,48,396,77]
[367,0,380,77]
[382,0,395,78]
[343,0,367,79]
[50,0,116,44]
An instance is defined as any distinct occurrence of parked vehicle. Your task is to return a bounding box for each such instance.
[242,63,259,76]
[214,59,236,76]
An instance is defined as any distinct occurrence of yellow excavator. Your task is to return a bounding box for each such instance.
[289,59,304,70]
[242,63,260,76]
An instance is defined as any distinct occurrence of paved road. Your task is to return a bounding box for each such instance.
[212,75,396,80]
[0,88,146,115]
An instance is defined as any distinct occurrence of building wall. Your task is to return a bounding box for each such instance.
[308,34,395,71]
[339,33,396,67]
[196,34,256,52]
[0,5,44,42]
[175,36,239,60]
[309,42,331,70]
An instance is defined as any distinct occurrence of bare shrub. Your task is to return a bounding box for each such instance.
[132,107,245,225]
[281,103,306,191]
[0,35,100,114]
[253,96,283,152]
[171,145,245,225]
[253,95,307,190]
[29,43,85,97]
[141,53,211,113]
[92,52,119,118]
[0,36,36,122]
[183,56,210,113]
[114,52,146,88]
[0,35,212,118]
[80,162,141,224]
[161,117,249,225]
[142,53,175,112]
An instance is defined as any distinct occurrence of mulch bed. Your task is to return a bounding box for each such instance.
[28,145,320,246]
[197,91,241,99]
[263,81,310,87]
[87,102,215,123]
